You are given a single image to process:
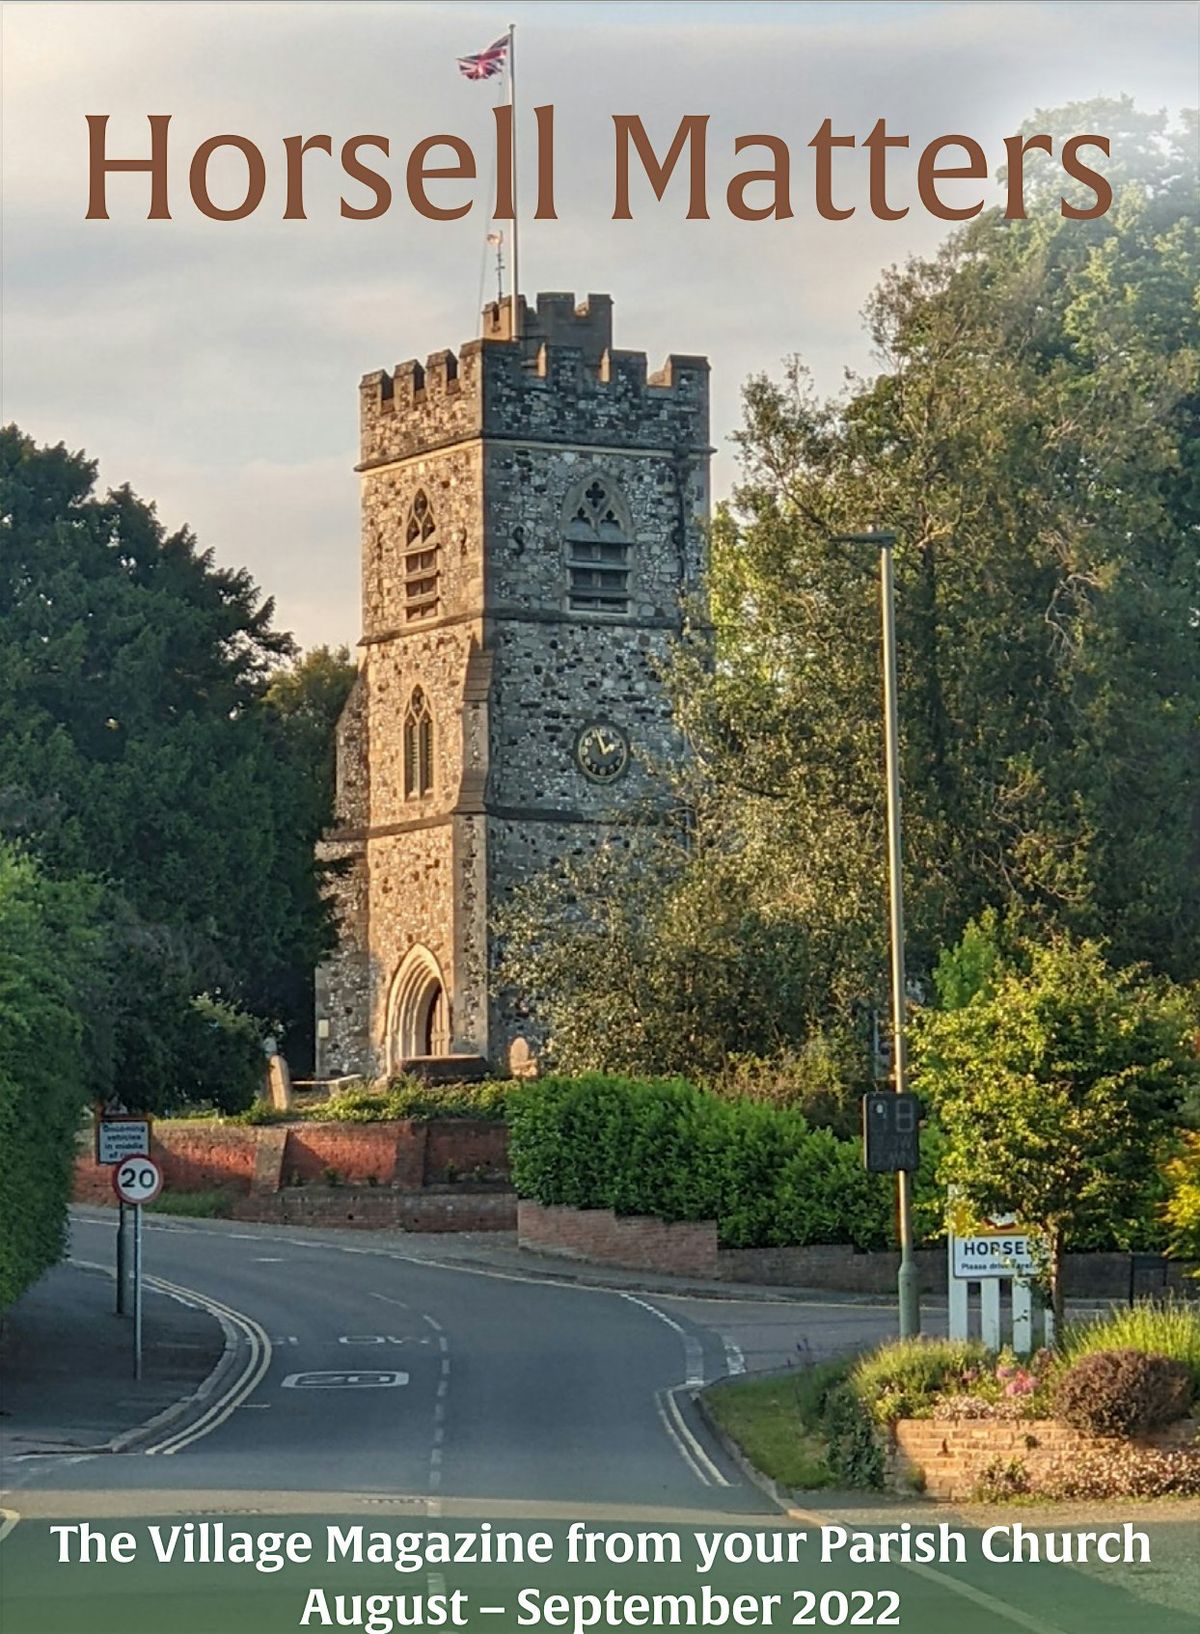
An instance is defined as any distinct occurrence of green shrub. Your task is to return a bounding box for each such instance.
[0,847,99,1309]
[1053,1349,1194,1437]
[506,1075,892,1250]
[1062,1298,1200,1391]
[317,1077,510,1124]
[821,1383,884,1488]
[848,1337,991,1425]
[176,997,264,1115]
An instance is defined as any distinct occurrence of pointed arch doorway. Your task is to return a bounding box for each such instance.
[386,945,451,1071]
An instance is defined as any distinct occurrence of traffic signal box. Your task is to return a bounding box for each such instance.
[862,1091,921,1173]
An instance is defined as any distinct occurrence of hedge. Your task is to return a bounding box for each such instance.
[0,848,98,1310]
[506,1074,893,1250]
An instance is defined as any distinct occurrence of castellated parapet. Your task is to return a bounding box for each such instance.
[316,292,711,1080]
[358,291,709,468]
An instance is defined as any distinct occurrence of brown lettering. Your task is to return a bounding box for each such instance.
[1002,132,1052,219]
[534,104,556,220]
[613,114,709,219]
[917,134,987,220]
[85,114,171,220]
[727,135,793,221]
[808,118,855,220]
[340,137,391,219]
[189,134,267,221]
[863,117,908,220]
[406,135,475,221]
[1060,134,1112,219]
[283,134,332,220]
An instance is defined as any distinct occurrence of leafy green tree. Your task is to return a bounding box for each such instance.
[262,645,356,1069]
[911,930,1199,1328]
[504,100,1199,1089]
[0,425,338,1096]
[0,844,99,1308]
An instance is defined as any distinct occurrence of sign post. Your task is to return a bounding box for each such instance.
[95,1109,152,1317]
[947,1210,1049,1354]
[112,1156,163,1379]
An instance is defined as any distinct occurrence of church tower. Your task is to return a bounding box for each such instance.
[315,292,710,1078]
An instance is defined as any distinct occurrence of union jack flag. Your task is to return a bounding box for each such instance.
[456,34,510,81]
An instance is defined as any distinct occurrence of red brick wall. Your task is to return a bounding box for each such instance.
[240,1189,515,1232]
[74,1118,509,1203]
[283,1124,415,1187]
[425,1121,508,1181]
[518,1201,718,1277]
[889,1416,1198,1501]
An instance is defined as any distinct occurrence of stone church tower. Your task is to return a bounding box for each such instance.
[315,292,710,1079]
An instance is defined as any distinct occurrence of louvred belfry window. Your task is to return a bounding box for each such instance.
[403,489,440,622]
[403,687,434,798]
[566,478,632,614]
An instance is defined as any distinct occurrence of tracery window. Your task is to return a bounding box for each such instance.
[403,687,434,798]
[565,477,632,614]
[404,489,440,622]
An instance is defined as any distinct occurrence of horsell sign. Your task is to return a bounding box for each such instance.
[951,1231,1039,1279]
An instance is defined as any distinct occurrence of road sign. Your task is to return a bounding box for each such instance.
[97,1117,151,1165]
[951,1230,1038,1279]
[862,1091,920,1172]
[112,1155,163,1207]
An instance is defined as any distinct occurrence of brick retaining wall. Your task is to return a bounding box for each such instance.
[517,1201,718,1277]
[74,1118,510,1230]
[516,1203,1199,1295]
[889,1415,1199,1501]
[235,1188,515,1232]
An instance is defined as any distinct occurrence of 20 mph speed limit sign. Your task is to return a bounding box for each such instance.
[112,1155,162,1206]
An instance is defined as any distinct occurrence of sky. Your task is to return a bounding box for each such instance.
[1,0,1196,649]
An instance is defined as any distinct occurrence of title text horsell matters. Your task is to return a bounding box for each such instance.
[84,113,1113,224]
[48,1520,1152,1630]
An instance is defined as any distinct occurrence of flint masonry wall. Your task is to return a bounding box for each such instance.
[317,292,711,1079]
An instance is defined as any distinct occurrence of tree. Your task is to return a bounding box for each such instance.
[0,844,99,1308]
[911,928,1199,1329]
[504,99,1199,1090]
[261,646,357,1070]
[0,425,338,1097]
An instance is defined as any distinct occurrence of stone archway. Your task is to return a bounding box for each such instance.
[386,945,451,1070]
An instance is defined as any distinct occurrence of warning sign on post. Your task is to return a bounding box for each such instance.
[96,1117,151,1165]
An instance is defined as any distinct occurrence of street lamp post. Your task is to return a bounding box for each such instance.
[836,530,921,1339]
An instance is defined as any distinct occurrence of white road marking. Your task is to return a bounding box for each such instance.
[620,1293,705,1385]
[282,1370,408,1389]
[67,1258,272,1459]
[0,1509,19,1546]
[651,1390,710,1487]
[723,1336,746,1376]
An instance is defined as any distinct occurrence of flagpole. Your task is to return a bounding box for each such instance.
[508,21,521,338]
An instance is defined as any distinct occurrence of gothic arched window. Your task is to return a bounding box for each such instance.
[565,477,632,615]
[403,687,434,798]
[403,489,440,622]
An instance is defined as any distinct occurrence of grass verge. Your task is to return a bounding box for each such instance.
[704,1365,849,1491]
[148,1188,234,1219]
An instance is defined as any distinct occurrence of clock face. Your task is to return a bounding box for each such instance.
[575,720,630,784]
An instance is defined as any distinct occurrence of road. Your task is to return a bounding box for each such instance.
[1,1212,1192,1634]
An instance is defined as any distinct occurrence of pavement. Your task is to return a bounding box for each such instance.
[0,1254,226,1459]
